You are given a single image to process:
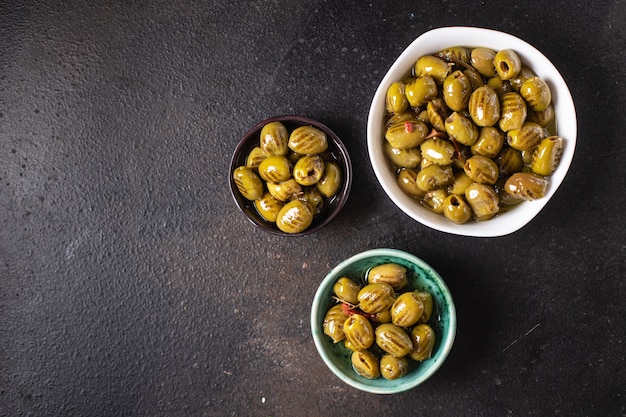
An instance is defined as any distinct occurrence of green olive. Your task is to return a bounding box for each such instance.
[390,291,425,327]
[316,161,342,198]
[443,194,472,224]
[504,172,549,200]
[385,120,429,149]
[421,188,448,213]
[266,178,302,201]
[245,146,268,169]
[373,309,392,324]
[233,166,264,201]
[447,171,474,195]
[494,146,524,176]
[385,111,418,129]
[333,277,362,304]
[445,111,479,146]
[385,81,409,114]
[527,104,555,128]
[530,136,563,176]
[367,263,408,291]
[510,65,536,92]
[468,85,500,127]
[375,323,413,358]
[258,155,291,183]
[470,47,497,77]
[443,70,472,111]
[415,291,434,323]
[414,55,451,84]
[409,324,436,361]
[380,354,409,381]
[288,125,328,154]
[464,67,485,90]
[463,155,499,185]
[357,283,395,314]
[275,200,313,233]
[437,46,471,64]
[416,164,454,192]
[254,192,284,222]
[343,314,375,350]
[427,98,450,132]
[494,49,522,80]
[420,138,456,165]
[260,121,289,156]
[295,187,324,215]
[506,122,545,151]
[323,304,349,343]
[384,142,422,169]
[465,182,500,218]
[351,350,380,379]
[396,168,426,198]
[486,76,513,98]
[293,155,324,186]
[498,92,528,132]
[520,76,552,111]
[471,127,504,158]
[405,76,438,107]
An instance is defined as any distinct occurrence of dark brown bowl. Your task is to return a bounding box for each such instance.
[229,115,352,236]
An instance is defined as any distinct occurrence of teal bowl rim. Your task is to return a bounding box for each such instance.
[310,248,457,394]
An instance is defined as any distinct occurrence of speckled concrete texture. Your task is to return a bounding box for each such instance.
[1,1,625,416]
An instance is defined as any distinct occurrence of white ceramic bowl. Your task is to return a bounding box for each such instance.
[367,27,577,237]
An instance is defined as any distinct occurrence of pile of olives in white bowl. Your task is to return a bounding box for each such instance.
[230,115,352,236]
[367,27,577,237]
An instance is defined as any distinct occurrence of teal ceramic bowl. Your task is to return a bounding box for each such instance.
[311,248,456,394]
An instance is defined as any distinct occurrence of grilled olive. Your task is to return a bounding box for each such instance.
[384,142,422,169]
[527,104,555,128]
[445,112,479,146]
[469,85,500,127]
[375,323,413,358]
[470,47,497,77]
[494,146,524,176]
[464,155,499,185]
[437,46,471,63]
[443,194,472,224]
[254,192,284,223]
[357,283,395,314]
[380,355,409,380]
[530,136,563,176]
[293,155,324,186]
[443,70,472,111]
[288,125,328,154]
[295,187,324,215]
[351,350,380,379]
[344,314,375,350]
[333,277,362,304]
[386,81,409,114]
[471,127,504,158]
[385,120,429,149]
[367,263,408,291]
[520,76,552,111]
[427,98,450,132]
[415,291,434,323]
[486,76,513,98]
[258,155,291,183]
[233,166,264,201]
[266,178,302,201]
[260,121,289,156]
[414,55,451,84]
[416,164,454,192]
[316,161,342,198]
[421,188,448,214]
[421,138,456,165]
[498,92,527,132]
[409,324,436,361]
[397,168,426,198]
[405,76,438,107]
[447,171,474,195]
[510,65,536,92]
[246,146,268,169]
[323,304,349,343]
[390,291,425,327]
[504,172,549,200]
[465,182,499,218]
[275,200,313,233]
[494,49,522,80]
[506,122,545,151]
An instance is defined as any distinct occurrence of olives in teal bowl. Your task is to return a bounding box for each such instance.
[367,27,577,237]
[230,115,352,236]
[311,248,456,394]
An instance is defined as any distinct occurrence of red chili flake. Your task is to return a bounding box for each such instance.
[404,121,414,133]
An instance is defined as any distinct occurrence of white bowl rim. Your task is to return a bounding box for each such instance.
[367,26,577,237]
[310,248,457,394]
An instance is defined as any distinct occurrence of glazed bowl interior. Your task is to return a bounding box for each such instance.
[367,26,577,237]
[311,248,456,394]
[230,115,352,236]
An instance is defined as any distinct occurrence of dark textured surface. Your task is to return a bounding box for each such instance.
[1,1,625,416]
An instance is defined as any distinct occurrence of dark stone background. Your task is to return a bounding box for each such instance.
[1,1,624,416]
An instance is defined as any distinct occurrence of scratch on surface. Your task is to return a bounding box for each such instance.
[502,323,541,352]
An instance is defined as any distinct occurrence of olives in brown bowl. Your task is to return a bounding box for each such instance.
[230,115,352,236]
